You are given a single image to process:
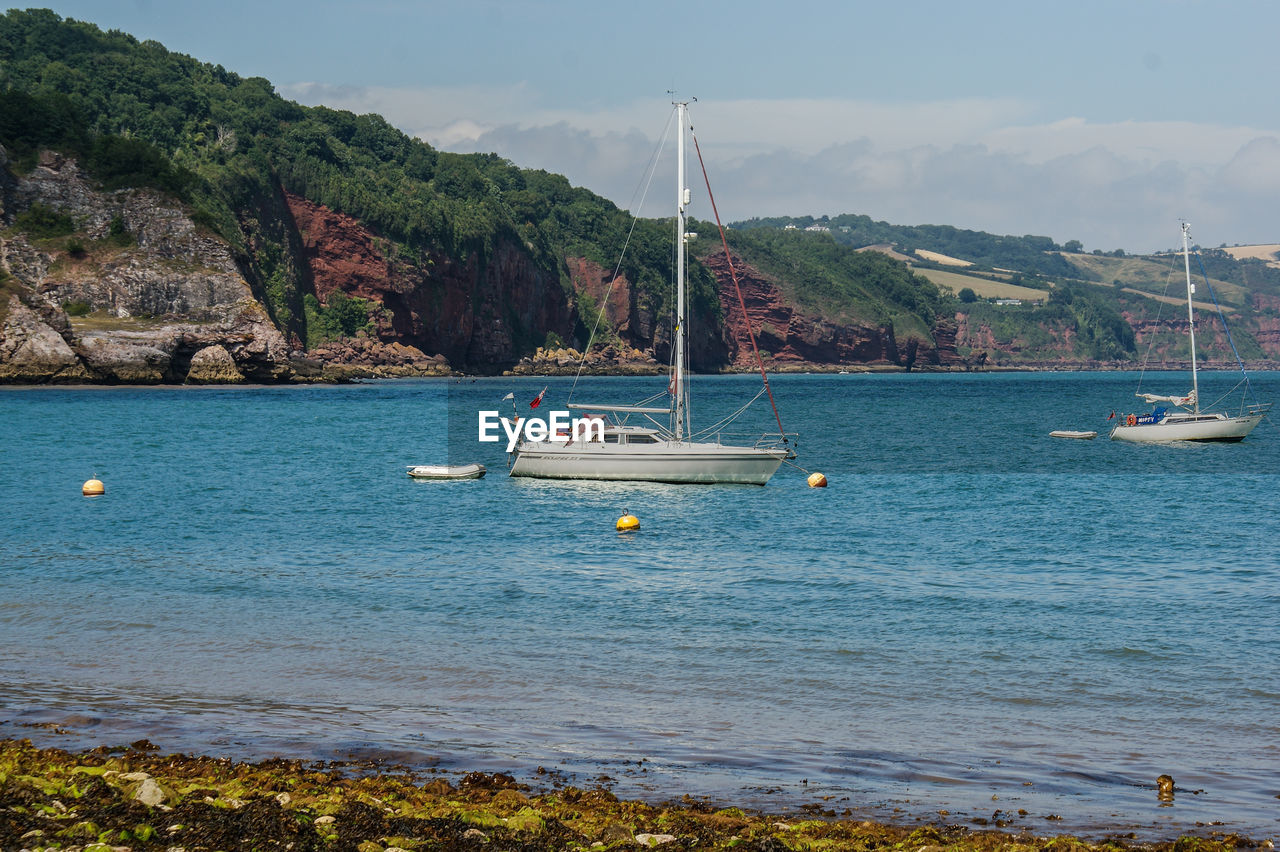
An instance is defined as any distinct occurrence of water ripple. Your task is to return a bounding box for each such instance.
[2,374,1279,840]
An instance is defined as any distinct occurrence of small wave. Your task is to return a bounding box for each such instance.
[992,695,1053,707]
[1096,646,1167,660]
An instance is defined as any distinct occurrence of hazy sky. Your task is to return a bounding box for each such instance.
[31,0,1280,253]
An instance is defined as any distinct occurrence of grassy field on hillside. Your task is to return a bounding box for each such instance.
[1060,254,1246,305]
[1118,288,1233,314]
[1221,244,1280,265]
[914,268,1049,300]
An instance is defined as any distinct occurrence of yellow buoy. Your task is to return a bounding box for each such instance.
[82,478,105,496]
[807,471,827,488]
[616,511,640,532]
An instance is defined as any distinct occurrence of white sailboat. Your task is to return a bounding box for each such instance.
[508,101,795,484]
[1110,222,1270,443]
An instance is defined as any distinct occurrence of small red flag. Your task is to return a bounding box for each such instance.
[1107,410,1116,421]
[530,386,547,409]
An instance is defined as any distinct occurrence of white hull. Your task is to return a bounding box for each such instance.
[1109,413,1263,443]
[509,440,787,485]
[1050,430,1097,440]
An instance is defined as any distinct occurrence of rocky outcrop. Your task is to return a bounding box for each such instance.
[953,310,1088,368]
[562,255,738,371]
[950,290,1280,369]
[0,295,90,382]
[1123,312,1279,369]
[185,344,244,383]
[0,150,292,383]
[930,319,964,367]
[285,193,574,371]
[75,329,176,382]
[285,193,395,308]
[549,248,969,373]
[701,249,963,370]
[564,257,664,353]
[1248,294,1280,359]
[508,343,661,376]
[0,149,581,383]
[307,335,451,379]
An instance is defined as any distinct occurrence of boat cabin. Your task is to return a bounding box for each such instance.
[600,425,662,445]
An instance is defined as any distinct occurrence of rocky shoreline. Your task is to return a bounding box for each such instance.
[4,351,1278,386]
[6,148,1279,386]
[0,738,1265,852]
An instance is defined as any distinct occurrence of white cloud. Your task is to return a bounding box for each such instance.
[982,117,1270,167]
[279,83,1280,253]
[1215,136,1280,194]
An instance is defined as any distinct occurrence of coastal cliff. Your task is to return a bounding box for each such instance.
[0,148,577,383]
[702,248,964,371]
[1,149,291,383]
[0,149,972,384]
[284,192,574,372]
[1250,295,1280,355]
[950,291,1280,369]
[8,147,1269,384]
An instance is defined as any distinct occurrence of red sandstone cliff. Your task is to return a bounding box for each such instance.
[700,249,963,370]
[1250,294,1280,359]
[554,247,968,372]
[285,193,575,370]
[565,257,653,347]
[562,255,728,371]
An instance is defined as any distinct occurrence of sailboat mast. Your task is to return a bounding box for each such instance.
[674,101,688,441]
[1182,222,1200,413]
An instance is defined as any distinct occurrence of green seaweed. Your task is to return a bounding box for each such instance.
[0,739,1260,852]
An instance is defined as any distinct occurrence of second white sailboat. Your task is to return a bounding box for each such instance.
[1111,222,1270,442]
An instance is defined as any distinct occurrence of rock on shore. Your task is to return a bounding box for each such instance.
[508,344,662,376]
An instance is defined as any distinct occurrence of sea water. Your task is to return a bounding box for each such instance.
[2,372,1277,840]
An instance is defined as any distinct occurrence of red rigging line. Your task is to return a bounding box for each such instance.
[689,129,788,442]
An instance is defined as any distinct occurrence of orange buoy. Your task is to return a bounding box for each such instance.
[82,478,105,496]
[807,472,827,488]
[616,511,640,532]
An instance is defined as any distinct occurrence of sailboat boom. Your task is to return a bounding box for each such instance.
[566,403,672,415]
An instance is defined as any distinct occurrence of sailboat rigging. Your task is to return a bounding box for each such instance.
[507,100,796,484]
[1110,222,1271,442]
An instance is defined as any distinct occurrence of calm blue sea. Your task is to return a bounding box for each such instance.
[2,372,1278,841]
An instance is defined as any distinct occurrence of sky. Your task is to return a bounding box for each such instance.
[27,0,1280,254]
